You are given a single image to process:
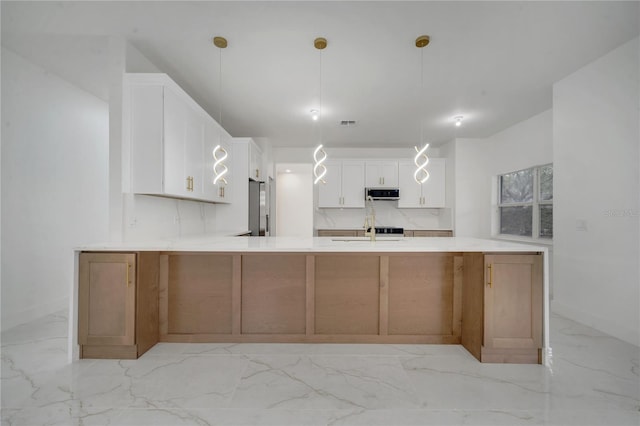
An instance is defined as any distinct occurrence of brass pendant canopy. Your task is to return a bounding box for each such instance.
[213,36,228,48]
[314,37,327,50]
[415,35,430,48]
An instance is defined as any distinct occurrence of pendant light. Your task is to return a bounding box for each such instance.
[212,36,228,185]
[414,35,430,184]
[313,37,327,185]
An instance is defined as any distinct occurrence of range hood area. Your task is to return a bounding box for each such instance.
[365,188,400,200]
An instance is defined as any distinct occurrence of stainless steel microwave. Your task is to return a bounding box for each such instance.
[365,188,400,200]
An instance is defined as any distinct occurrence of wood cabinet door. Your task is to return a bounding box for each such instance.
[484,254,542,349]
[79,253,136,346]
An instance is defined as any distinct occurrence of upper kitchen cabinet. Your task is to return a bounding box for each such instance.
[318,160,365,208]
[124,73,232,203]
[365,161,398,188]
[249,141,263,181]
[398,158,446,208]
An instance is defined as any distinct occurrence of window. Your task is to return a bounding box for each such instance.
[498,164,552,239]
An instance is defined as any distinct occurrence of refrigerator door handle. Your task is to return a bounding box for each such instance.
[266,214,269,233]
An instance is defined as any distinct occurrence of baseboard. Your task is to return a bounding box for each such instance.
[1,296,69,332]
[551,300,639,346]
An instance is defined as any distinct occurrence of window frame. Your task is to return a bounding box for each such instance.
[497,163,553,241]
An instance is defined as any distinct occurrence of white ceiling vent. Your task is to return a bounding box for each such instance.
[340,120,357,126]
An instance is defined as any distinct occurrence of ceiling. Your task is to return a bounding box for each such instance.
[2,1,638,148]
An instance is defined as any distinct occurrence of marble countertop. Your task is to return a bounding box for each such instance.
[316,227,452,230]
[77,235,546,253]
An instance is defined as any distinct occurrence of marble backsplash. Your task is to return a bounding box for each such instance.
[315,202,452,230]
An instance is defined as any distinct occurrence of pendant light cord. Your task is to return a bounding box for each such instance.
[219,45,223,126]
[318,47,323,146]
[420,46,424,146]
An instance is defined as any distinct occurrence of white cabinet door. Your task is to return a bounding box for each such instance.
[380,161,399,187]
[185,107,205,199]
[365,161,398,187]
[341,160,365,208]
[129,84,163,195]
[398,158,445,208]
[163,86,190,197]
[398,161,422,208]
[317,161,342,208]
[249,142,262,180]
[422,158,445,207]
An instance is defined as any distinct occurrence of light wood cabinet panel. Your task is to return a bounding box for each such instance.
[242,255,306,334]
[388,254,455,336]
[461,252,485,361]
[79,253,136,347]
[317,229,359,237]
[484,254,542,350]
[166,254,233,334]
[315,255,380,334]
[79,252,159,359]
[412,230,453,237]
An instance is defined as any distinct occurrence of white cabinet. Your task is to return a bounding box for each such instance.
[163,86,205,198]
[125,73,232,203]
[398,158,446,208]
[318,160,365,208]
[365,161,398,188]
[249,142,262,181]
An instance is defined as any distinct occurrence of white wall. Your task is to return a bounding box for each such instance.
[553,38,639,345]
[449,110,553,239]
[275,164,313,237]
[449,138,491,238]
[1,48,109,329]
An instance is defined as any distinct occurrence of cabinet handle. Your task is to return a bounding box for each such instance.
[186,177,191,191]
[126,263,131,287]
[487,264,493,288]
[255,169,259,179]
[382,177,385,185]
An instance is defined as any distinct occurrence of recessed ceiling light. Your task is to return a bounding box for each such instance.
[285,169,292,173]
[310,109,319,121]
[454,116,463,127]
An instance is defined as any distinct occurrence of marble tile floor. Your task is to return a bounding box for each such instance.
[1,311,638,426]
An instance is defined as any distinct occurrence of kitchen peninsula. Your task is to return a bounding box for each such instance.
[72,236,549,365]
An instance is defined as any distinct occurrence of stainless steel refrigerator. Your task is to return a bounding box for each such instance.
[249,179,269,236]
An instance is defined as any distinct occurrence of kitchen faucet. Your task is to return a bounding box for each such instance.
[364,195,376,241]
